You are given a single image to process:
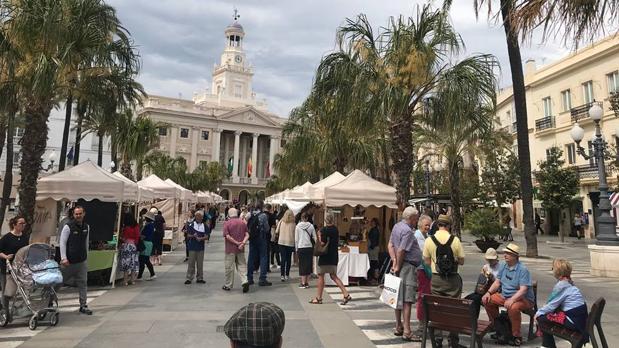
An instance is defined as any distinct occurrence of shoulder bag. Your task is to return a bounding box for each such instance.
[313,229,329,256]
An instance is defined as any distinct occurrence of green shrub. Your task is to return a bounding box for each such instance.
[464,208,502,241]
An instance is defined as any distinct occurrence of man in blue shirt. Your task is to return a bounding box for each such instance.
[482,243,534,345]
[185,211,210,285]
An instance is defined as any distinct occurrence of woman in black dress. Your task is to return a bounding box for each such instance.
[310,213,351,305]
[0,216,29,321]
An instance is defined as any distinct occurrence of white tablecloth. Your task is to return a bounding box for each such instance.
[320,252,370,286]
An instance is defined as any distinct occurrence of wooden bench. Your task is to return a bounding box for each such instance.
[539,297,608,348]
[422,294,492,348]
[522,281,538,340]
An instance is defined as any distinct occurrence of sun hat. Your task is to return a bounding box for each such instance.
[149,207,159,214]
[502,243,520,256]
[144,210,156,221]
[224,302,285,346]
[437,214,451,225]
[484,247,498,260]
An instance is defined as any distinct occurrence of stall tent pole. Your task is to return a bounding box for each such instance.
[109,187,124,288]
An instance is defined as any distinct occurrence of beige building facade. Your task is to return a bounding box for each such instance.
[138,18,285,204]
[495,35,619,236]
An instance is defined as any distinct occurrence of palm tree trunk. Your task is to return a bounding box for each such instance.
[110,135,118,173]
[500,0,538,257]
[390,114,413,209]
[73,101,86,166]
[449,162,463,237]
[380,137,392,185]
[0,115,7,161]
[18,103,52,231]
[97,133,104,166]
[0,107,16,229]
[136,158,144,181]
[58,94,73,171]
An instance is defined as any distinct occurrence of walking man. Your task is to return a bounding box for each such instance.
[247,202,272,287]
[222,208,250,293]
[422,214,465,348]
[387,206,422,342]
[185,211,209,285]
[59,206,92,315]
[414,214,433,336]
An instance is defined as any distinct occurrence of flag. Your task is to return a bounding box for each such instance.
[247,157,253,177]
[67,146,74,162]
[227,156,233,175]
[266,161,271,177]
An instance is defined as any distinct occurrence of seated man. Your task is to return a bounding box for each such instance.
[482,243,534,346]
[224,302,285,348]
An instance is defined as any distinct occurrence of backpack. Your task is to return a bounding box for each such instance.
[431,235,456,277]
[494,311,513,344]
[248,212,264,241]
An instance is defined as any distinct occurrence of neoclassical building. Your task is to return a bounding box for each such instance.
[138,17,285,204]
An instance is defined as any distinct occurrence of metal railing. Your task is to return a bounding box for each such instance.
[535,116,555,131]
[611,92,619,117]
[570,164,615,180]
[570,101,603,123]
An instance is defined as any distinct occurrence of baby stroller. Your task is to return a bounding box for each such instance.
[0,243,63,330]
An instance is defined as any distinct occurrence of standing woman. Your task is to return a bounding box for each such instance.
[120,213,140,286]
[276,209,296,282]
[138,211,156,281]
[367,218,380,282]
[0,216,29,321]
[152,209,166,266]
[295,212,315,288]
[310,213,351,305]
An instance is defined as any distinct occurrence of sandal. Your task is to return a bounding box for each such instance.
[341,294,352,305]
[509,337,522,346]
[402,333,422,342]
[309,297,323,304]
[393,328,404,336]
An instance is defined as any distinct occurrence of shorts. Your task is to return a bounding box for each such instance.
[397,262,418,306]
[431,273,463,298]
[318,265,336,275]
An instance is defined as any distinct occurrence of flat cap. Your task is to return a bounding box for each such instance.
[224,302,285,346]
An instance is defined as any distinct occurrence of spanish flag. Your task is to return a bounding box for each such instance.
[247,158,253,177]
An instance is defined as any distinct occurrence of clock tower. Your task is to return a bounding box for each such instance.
[211,10,254,101]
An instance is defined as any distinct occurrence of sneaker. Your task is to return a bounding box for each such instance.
[281,276,286,282]
[196,280,206,284]
[242,283,249,293]
[258,281,272,286]
[147,275,157,281]
[79,306,93,315]
[277,265,281,270]
[303,283,310,289]
[285,275,290,281]
[298,283,306,288]
[184,280,192,285]
[247,280,254,285]
[222,285,231,291]
[183,258,188,262]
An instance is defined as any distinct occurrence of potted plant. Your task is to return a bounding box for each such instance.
[464,208,502,252]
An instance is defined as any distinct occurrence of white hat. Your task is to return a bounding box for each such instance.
[502,243,520,256]
[484,248,498,260]
[149,207,159,214]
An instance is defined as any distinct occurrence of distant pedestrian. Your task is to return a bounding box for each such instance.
[224,302,285,348]
[138,210,156,281]
[222,208,249,293]
[152,209,166,266]
[0,216,30,321]
[295,212,315,289]
[309,213,351,305]
[185,211,209,285]
[120,213,140,286]
[247,202,272,287]
[367,218,380,282]
[269,207,281,271]
[276,209,296,282]
[535,212,544,235]
[413,214,432,335]
[574,213,583,240]
[183,209,195,262]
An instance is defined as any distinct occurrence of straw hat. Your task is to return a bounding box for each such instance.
[437,214,451,225]
[484,248,498,260]
[502,243,520,256]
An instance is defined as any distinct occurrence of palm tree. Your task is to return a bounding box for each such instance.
[115,113,162,180]
[415,55,499,236]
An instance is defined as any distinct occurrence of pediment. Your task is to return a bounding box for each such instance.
[218,107,281,127]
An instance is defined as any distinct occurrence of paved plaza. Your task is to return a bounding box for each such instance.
[2,228,617,348]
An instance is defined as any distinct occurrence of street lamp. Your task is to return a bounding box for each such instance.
[570,103,619,245]
[110,160,116,173]
[43,151,57,172]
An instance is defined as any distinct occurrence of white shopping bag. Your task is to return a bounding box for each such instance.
[379,273,401,309]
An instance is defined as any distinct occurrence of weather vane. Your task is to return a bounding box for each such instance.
[233,8,240,21]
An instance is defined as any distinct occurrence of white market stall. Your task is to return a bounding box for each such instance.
[138,175,182,250]
[113,171,155,203]
[36,160,130,287]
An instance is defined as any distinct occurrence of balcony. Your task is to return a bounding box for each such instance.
[510,122,517,133]
[570,101,603,123]
[535,116,555,131]
[611,92,619,117]
[570,163,615,180]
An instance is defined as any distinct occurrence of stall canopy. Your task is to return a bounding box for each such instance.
[164,179,195,202]
[307,171,346,201]
[37,160,126,202]
[195,191,214,204]
[285,181,313,201]
[324,170,397,208]
[113,172,155,202]
[138,174,179,199]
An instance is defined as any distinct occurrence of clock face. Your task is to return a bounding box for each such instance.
[235,55,242,63]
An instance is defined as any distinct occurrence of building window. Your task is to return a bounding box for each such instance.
[13,151,20,165]
[506,110,511,124]
[199,160,208,168]
[561,89,572,111]
[180,128,189,139]
[201,130,209,140]
[91,135,100,151]
[15,127,24,137]
[583,81,594,104]
[158,127,167,136]
[545,148,552,161]
[608,71,619,94]
[587,140,598,167]
[542,96,552,116]
[234,84,242,98]
[566,143,576,164]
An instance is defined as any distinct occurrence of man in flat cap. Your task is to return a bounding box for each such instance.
[224,302,285,348]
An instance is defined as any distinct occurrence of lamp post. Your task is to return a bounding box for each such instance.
[43,151,57,172]
[110,160,116,173]
[570,103,619,245]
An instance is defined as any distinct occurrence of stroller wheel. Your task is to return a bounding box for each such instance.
[28,315,38,330]
[0,309,8,327]
[50,312,59,326]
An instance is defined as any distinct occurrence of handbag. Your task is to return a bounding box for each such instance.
[271,220,281,243]
[379,273,401,309]
[303,227,315,247]
[313,234,329,256]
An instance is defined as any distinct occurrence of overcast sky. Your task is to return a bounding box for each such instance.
[107,0,572,117]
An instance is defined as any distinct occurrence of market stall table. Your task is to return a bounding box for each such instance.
[319,251,370,286]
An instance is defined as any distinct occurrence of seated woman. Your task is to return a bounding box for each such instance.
[535,258,588,348]
[465,248,501,316]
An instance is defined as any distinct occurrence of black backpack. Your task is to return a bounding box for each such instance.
[431,235,456,277]
[247,212,264,241]
[494,311,513,344]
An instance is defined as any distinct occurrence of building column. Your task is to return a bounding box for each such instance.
[269,135,279,177]
[232,131,241,183]
[251,133,259,184]
[212,128,222,164]
[170,127,178,158]
[190,127,199,171]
